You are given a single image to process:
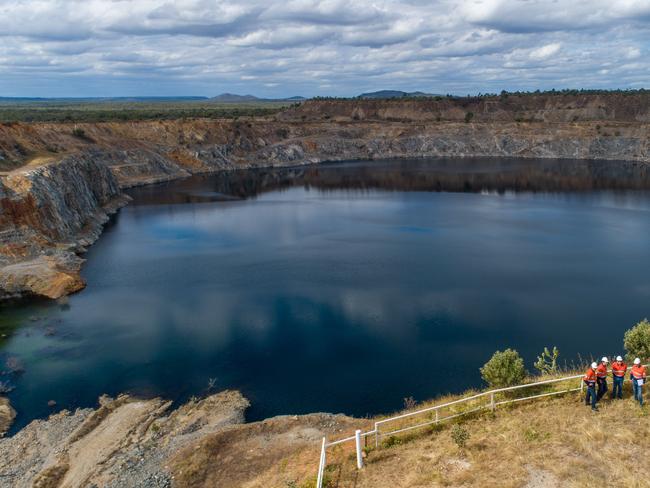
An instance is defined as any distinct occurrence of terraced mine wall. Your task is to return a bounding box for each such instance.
[1,93,649,299]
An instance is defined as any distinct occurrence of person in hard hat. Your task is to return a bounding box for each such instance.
[584,362,598,411]
[611,356,627,399]
[630,358,647,407]
[596,357,609,401]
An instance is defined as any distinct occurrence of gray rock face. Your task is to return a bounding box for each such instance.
[0,155,130,299]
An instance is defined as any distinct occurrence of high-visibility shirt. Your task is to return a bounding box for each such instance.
[631,365,647,381]
[596,363,608,379]
[612,361,627,377]
[584,368,597,386]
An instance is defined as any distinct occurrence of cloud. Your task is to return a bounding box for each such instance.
[0,0,647,97]
[529,43,561,60]
[460,0,650,33]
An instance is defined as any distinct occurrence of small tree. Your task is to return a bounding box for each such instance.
[624,318,650,362]
[480,349,526,388]
[451,424,470,449]
[534,346,559,375]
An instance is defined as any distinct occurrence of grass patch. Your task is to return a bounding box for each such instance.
[0,100,289,123]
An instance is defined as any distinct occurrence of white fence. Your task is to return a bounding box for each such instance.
[315,370,622,487]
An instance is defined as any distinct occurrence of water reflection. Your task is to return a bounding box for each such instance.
[129,158,650,205]
[2,158,650,432]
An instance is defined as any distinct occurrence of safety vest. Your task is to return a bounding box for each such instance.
[584,368,597,386]
[612,361,627,378]
[631,365,647,381]
[596,363,608,379]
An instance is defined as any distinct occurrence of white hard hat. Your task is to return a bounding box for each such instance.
[634,358,641,365]
[601,357,608,363]
[616,356,623,362]
[591,362,598,368]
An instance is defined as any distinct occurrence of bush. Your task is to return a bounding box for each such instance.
[624,318,650,362]
[464,111,474,123]
[534,346,559,375]
[383,435,402,448]
[403,396,417,409]
[71,127,86,138]
[451,424,470,448]
[480,349,526,388]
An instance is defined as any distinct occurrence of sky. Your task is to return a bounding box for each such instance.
[0,0,648,98]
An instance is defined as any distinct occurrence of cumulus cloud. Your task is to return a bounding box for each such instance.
[529,43,561,60]
[0,0,647,96]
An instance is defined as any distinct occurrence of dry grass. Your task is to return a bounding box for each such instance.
[322,382,649,488]
[167,374,649,488]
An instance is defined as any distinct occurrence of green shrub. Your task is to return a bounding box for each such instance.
[480,349,526,388]
[298,473,332,488]
[624,318,650,362]
[383,435,402,448]
[464,111,474,123]
[451,424,470,448]
[534,346,559,375]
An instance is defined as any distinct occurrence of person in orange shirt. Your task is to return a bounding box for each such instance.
[596,357,609,401]
[611,356,627,399]
[630,358,646,407]
[584,362,598,411]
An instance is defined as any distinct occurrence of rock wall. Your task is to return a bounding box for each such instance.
[0,155,129,299]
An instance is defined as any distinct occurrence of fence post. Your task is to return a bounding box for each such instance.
[316,437,327,488]
[374,422,379,448]
[355,429,364,469]
[490,392,495,411]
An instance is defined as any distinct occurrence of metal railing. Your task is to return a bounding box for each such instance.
[315,368,643,487]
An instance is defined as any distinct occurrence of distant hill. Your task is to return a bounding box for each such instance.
[211,93,260,102]
[357,90,439,99]
[210,93,306,103]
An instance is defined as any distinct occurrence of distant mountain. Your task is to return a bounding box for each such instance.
[210,93,306,103]
[211,93,260,102]
[357,90,438,99]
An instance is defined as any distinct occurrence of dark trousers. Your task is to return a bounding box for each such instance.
[596,378,608,401]
[585,385,597,409]
[612,376,624,399]
[633,379,644,406]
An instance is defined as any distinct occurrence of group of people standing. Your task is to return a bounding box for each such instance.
[583,356,646,411]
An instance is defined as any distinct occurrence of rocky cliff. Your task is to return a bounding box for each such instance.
[1,94,649,299]
[0,156,129,299]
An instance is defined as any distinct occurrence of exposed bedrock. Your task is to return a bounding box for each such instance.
[0,98,649,299]
[0,390,356,488]
[0,397,15,436]
[0,155,129,299]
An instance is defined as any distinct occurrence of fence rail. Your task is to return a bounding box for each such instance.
[314,367,645,487]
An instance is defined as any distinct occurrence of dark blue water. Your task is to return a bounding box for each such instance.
[2,158,650,432]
